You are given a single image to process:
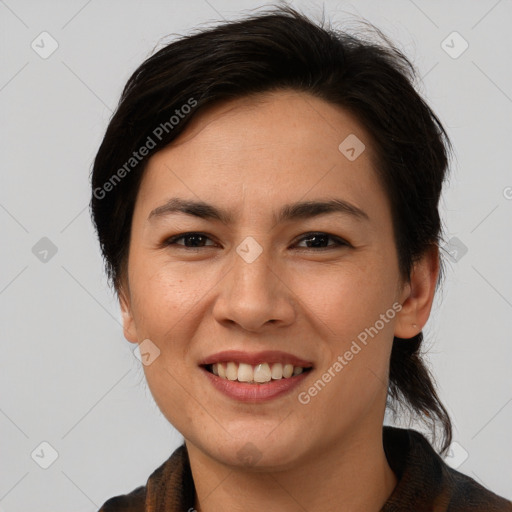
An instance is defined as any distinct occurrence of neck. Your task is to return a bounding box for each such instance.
[186,423,397,512]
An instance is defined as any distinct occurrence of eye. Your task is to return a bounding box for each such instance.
[162,231,350,251]
[293,232,349,250]
[163,232,218,248]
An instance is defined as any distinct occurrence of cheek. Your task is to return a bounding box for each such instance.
[129,258,209,337]
[295,271,396,432]
[292,258,399,342]
[291,257,398,408]
[129,263,205,428]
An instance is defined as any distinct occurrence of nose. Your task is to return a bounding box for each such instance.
[212,241,296,332]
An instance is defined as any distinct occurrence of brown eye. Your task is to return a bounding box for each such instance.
[294,232,349,250]
[164,232,217,248]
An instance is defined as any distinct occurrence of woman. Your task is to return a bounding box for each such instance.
[91,6,511,511]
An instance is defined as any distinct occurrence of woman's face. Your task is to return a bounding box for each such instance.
[120,90,412,469]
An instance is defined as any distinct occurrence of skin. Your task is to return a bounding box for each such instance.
[119,90,439,511]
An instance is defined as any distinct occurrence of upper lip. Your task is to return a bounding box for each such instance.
[199,350,314,368]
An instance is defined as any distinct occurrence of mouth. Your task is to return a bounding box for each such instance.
[199,350,314,402]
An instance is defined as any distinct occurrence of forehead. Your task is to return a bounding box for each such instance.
[166,89,375,160]
[136,90,387,223]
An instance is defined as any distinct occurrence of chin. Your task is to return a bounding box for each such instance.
[193,424,311,471]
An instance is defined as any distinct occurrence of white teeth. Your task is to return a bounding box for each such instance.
[226,362,238,381]
[254,363,271,383]
[271,363,283,379]
[210,362,308,383]
[283,364,294,378]
[238,363,253,382]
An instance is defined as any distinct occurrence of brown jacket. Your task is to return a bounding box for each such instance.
[98,426,512,511]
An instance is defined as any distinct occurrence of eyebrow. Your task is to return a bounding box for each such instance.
[148,197,369,225]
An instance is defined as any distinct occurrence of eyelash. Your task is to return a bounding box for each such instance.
[162,231,350,251]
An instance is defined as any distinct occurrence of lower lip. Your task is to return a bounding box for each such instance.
[201,367,311,403]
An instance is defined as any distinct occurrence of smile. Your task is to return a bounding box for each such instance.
[199,350,314,402]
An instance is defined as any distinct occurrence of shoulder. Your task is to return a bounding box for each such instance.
[442,461,512,511]
[97,444,191,512]
[383,426,512,511]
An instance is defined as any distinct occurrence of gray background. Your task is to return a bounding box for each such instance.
[1,0,511,510]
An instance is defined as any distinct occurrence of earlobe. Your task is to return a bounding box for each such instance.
[394,246,439,339]
[119,287,139,344]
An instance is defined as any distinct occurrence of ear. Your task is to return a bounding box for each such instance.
[394,245,439,339]
[118,284,139,344]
